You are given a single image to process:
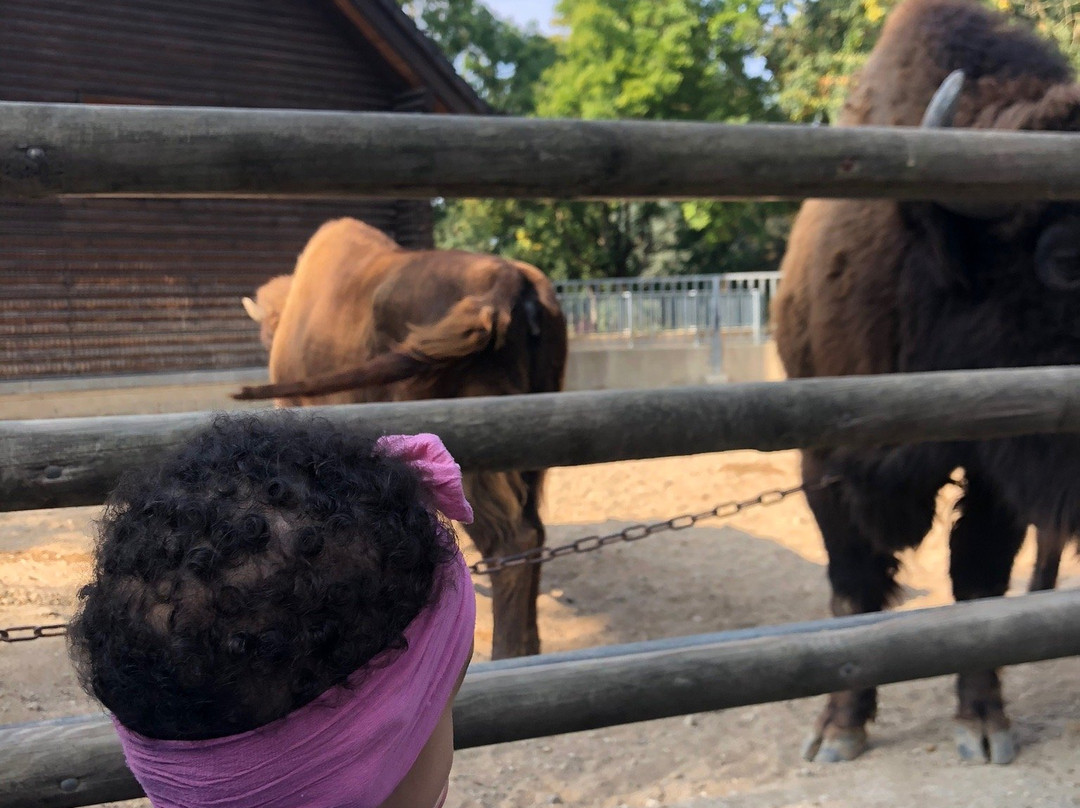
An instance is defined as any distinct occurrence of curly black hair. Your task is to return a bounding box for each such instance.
[68,412,456,741]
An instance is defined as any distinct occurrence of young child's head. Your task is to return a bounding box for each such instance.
[69,412,476,808]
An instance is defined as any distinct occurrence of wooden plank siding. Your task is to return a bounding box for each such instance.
[0,198,402,377]
[0,0,451,379]
[0,0,404,108]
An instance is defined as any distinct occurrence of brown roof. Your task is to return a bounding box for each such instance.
[327,0,490,115]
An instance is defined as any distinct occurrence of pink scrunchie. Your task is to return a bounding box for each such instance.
[375,433,474,524]
[113,433,476,808]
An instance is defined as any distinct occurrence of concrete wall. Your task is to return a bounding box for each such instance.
[0,340,784,420]
[0,369,269,420]
[721,339,786,384]
[0,381,269,420]
[564,342,714,392]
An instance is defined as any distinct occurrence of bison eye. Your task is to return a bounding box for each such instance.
[1035,221,1080,291]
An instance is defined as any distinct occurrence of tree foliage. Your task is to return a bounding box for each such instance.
[521,0,790,278]
[764,0,1080,125]
[764,0,897,123]
[399,0,556,114]
[408,0,791,278]
[401,0,1080,279]
[996,0,1080,72]
[538,0,773,122]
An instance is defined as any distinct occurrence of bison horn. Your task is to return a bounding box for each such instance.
[921,70,1014,220]
[920,69,965,128]
[242,296,265,322]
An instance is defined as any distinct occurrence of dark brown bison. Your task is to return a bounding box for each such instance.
[773,0,1080,765]
[235,217,567,659]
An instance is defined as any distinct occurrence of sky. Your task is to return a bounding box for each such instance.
[481,0,767,78]
[483,0,560,33]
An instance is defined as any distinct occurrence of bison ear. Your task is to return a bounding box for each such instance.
[242,297,265,322]
[1034,217,1080,291]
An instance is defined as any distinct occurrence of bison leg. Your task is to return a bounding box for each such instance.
[1029,527,1067,592]
[948,473,1027,765]
[800,453,906,764]
[463,470,545,659]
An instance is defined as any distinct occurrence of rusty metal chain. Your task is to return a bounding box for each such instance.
[468,475,840,575]
[0,476,840,640]
[0,624,68,643]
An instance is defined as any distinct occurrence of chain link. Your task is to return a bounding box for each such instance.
[0,476,840,640]
[0,624,68,643]
[468,475,840,575]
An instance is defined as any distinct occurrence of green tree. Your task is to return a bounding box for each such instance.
[538,0,773,122]
[997,0,1080,71]
[405,0,790,279]
[397,1,558,267]
[414,0,1080,279]
[503,0,789,278]
[764,0,897,124]
[438,199,681,279]
[764,0,1080,125]
[399,0,556,114]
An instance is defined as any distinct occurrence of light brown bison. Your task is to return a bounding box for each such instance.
[235,217,567,659]
[774,0,1080,765]
[242,274,293,351]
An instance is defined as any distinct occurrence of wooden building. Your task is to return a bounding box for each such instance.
[0,0,486,381]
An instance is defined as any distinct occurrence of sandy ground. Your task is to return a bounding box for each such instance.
[2,450,1079,807]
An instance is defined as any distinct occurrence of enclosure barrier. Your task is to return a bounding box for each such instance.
[6,101,1080,807]
[554,272,783,320]
[3,589,1078,808]
[555,274,773,345]
[3,102,1080,201]
[4,366,1080,512]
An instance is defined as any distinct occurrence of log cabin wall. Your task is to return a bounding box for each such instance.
[0,0,464,379]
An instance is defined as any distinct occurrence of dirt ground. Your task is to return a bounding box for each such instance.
[2,450,1079,807]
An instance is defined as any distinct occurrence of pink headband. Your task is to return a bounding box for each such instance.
[113,433,476,808]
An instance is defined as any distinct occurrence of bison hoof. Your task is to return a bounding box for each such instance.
[955,719,1017,765]
[801,726,868,763]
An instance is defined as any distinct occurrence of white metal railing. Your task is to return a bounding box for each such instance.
[554,272,780,300]
[713,271,782,305]
[554,272,779,346]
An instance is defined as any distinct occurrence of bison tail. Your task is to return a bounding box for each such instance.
[231,295,510,401]
[398,295,511,363]
[517,265,569,510]
[231,352,425,400]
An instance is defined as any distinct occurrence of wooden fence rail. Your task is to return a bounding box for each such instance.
[5,98,1080,808]
[3,589,1078,808]
[3,366,1080,512]
[2,102,1080,201]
